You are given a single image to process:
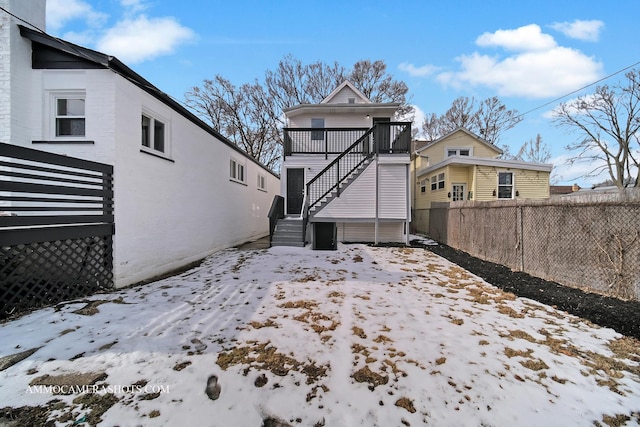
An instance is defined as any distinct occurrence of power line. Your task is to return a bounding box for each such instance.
[515,59,640,120]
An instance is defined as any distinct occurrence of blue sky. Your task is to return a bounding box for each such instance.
[45,0,640,186]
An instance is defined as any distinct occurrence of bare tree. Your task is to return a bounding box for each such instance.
[421,96,522,145]
[553,69,640,188]
[346,59,413,118]
[185,55,413,172]
[516,134,551,163]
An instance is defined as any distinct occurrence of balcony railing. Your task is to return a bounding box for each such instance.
[283,123,411,159]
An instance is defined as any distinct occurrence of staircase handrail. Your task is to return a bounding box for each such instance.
[306,126,376,210]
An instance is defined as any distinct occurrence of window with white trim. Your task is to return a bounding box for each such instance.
[257,173,266,191]
[498,171,514,199]
[52,93,86,137]
[230,158,246,183]
[447,148,471,157]
[141,113,167,153]
[430,173,445,191]
[420,179,426,193]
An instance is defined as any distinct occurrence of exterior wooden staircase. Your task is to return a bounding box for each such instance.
[269,122,411,248]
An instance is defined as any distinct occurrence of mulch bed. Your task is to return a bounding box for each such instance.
[411,240,640,341]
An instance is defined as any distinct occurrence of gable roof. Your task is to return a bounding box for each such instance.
[416,127,503,155]
[283,80,400,119]
[321,80,371,104]
[17,25,278,178]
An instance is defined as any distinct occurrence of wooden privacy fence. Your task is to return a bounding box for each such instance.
[429,191,640,301]
[0,143,114,318]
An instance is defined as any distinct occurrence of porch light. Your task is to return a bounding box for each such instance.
[447,192,451,198]
[492,189,496,196]
[366,114,370,119]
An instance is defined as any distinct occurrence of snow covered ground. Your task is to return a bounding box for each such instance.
[0,243,639,426]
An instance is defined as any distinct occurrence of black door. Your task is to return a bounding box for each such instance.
[373,117,391,153]
[286,168,304,215]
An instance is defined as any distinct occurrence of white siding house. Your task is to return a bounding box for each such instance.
[0,0,279,288]
[275,81,411,248]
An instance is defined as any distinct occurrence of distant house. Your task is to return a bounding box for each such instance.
[274,80,412,248]
[412,128,552,234]
[0,1,279,289]
[550,184,581,196]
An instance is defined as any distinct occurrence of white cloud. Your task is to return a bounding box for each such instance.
[551,20,604,42]
[96,16,195,63]
[120,0,148,14]
[46,0,107,32]
[476,24,556,52]
[436,24,603,99]
[398,62,439,77]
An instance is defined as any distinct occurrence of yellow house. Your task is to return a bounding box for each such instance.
[411,128,553,234]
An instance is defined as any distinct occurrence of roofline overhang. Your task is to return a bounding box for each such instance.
[284,103,401,119]
[415,127,503,156]
[416,156,553,177]
[18,25,279,178]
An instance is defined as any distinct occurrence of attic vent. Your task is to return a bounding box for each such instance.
[348,97,355,104]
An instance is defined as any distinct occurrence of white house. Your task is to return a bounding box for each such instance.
[0,0,279,289]
[274,81,411,248]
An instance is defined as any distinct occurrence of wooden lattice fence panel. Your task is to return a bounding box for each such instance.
[0,143,114,318]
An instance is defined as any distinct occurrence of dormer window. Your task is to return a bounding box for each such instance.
[447,148,472,157]
[348,97,355,104]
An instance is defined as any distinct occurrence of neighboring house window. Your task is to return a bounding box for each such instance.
[54,95,85,137]
[311,118,325,140]
[498,172,514,199]
[431,173,445,191]
[230,158,246,183]
[420,179,426,193]
[447,148,471,157]
[257,173,266,191]
[141,113,167,153]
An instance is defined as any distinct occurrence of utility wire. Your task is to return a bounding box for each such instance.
[515,59,640,120]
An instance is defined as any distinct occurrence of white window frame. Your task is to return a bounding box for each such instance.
[257,173,266,191]
[141,108,171,158]
[49,90,86,139]
[431,173,445,191]
[497,171,514,199]
[451,183,467,201]
[230,157,246,184]
[446,147,473,157]
[420,179,426,193]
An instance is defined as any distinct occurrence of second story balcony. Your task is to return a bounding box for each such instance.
[283,122,412,159]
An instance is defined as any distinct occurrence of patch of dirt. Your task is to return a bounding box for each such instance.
[70,297,126,316]
[420,242,640,340]
[351,366,388,390]
[173,361,191,371]
[30,371,107,394]
[0,347,41,372]
[217,342,328,385]
[395,397,416,413]
[352,326,367,339]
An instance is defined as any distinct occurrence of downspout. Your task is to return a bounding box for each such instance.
[406,163,410,245]
[374,154,379,245]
